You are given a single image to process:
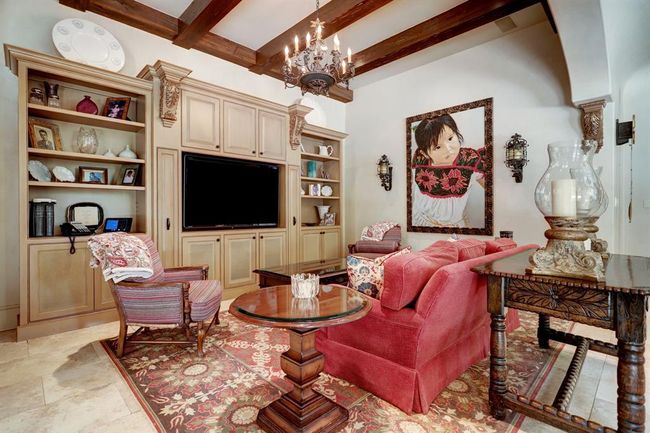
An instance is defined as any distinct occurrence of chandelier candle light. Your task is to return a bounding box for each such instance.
[282,0,355,96]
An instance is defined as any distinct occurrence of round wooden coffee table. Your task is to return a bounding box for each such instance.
[229,285,371,433]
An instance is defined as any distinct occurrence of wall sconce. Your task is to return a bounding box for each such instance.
[377,154,392,191]
[505,133,528,183]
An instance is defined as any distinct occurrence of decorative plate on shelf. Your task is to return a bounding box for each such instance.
[321,185,333,197]
[53,166,75,182]
[28,160,52,182]
[52,18,125,72]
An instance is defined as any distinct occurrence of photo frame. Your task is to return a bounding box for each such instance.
[324,213,336,225]
[79,166,108,185]
[102,97,131,120]
[406,98,493,235]
[309,183,321,196]
[28,118,62,151]
[118,165,139,186]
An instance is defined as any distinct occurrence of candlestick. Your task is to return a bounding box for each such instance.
[341,60,346,74]
[306,32,311,47]
[316,24,322,40]
[334,34,340,51]
[294,35,299,53]
[551,179,577,216]
[284,46,289,61]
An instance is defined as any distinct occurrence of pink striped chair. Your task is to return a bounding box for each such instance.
[107,235,222,357]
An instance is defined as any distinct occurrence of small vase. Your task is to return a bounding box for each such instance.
[76,126,99,154]
[118,144,137,159]
[76,95,98,115]
[104,149,116,158]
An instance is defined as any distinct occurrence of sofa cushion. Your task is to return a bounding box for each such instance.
[453,239,486,261]
[486,238,517,254]
[354,240,399,254]
[382,241,458,311]
[347,248,411,299]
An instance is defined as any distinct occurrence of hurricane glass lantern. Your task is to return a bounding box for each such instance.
[505,133,528,183]
[377,154,392,191]
[290,273,320,299]
[527,140,607,281]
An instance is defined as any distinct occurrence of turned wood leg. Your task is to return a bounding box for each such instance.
[487,276,507,420]
[537,313,551,349]
[257,328,348,433]
[116,322,127,357]
[197,321,205,357]
[616,293,647,433]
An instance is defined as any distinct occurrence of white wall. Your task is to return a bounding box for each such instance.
[0,0,346,330]
[344,21,616,251]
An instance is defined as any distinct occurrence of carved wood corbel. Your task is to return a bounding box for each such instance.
[138,61,192,128]
[287,104,313,150]
[579,99,606,153]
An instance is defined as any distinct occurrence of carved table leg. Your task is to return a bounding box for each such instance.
[538,314,551,349]
[616,293,646,433]
[488,276,507,419]
[257,328,348,433]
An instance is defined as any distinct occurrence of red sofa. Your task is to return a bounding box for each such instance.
[316,240,534,414]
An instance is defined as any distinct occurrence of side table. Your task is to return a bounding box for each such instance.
[473,250,650,433]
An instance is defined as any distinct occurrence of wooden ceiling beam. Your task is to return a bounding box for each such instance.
[250,0,393,74]
[352,0,539,75]
[174,0,243,49]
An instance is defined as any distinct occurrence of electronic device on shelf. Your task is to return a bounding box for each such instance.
[60,222,92,236]
[103,217,132,232]
[63,202,104,254]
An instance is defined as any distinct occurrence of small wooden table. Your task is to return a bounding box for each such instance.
[254,258,349,288]
[473,250,650,433]
[229,285,371,433]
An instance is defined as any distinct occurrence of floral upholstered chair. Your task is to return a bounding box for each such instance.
[98,234,222,357]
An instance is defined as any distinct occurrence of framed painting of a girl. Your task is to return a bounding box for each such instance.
[406,98,493,235]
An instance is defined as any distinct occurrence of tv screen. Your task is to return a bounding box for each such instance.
[183,153,279,230]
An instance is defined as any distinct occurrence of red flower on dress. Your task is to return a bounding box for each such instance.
[440,169,468,193]
[415,170,439,190]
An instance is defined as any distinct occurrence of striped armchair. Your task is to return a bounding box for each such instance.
[108,235,222,357]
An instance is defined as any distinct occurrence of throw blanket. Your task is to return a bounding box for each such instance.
[360,222,398,241]
[88,233,153,282]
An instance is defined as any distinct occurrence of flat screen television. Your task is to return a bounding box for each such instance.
[183,153,280,230]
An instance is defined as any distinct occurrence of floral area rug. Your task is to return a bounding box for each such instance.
[101,312,571,433]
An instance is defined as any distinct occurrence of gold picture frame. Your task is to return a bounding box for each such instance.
[28,118,62,150]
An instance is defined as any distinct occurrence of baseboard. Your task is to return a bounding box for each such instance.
[16,309,118,341]
[0,304,19,331]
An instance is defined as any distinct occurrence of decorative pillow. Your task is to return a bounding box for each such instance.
[453,239,486,261]
[354,240,399,254]
[382,241,458,311]
[347,248,411,299]
[486,238,517,254]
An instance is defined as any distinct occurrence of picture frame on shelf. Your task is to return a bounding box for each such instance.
[102,97,130,120]
[309,183,321,196]
[117,165,139,186]
[79,166,108,184]
[28,118,62,151]
[324,213,336,225]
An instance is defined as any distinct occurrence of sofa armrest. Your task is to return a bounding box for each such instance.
[162,265,209,282]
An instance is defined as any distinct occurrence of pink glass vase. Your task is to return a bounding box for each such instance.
[76,95,98,115]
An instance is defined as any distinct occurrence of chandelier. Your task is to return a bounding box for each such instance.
[282,0,354,96]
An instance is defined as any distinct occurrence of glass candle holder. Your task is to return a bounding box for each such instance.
[290,273,320,298]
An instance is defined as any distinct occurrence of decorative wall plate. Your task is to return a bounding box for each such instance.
[52,18,125,72]
[321,185,333,197]
[28,160,52,182]
[53,166,75,182]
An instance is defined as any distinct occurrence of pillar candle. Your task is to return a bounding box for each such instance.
[551,179,577,217]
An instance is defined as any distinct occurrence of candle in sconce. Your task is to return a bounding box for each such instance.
[333,34,340,51]
[341,60,346,74]
[347,47,352,63]
[551,179,577,217]
[306,32,311,47]
[284,46,289,61]
[294,35,299,53]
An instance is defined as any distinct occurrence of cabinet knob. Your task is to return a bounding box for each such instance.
[253,236,256,239]
[252,150,256,154]
[260,235,264,239]
[260,151,264,155]
[216,238,220,242]
[166,218,171,230]
[216,145,220,149]
[292,216,297,226]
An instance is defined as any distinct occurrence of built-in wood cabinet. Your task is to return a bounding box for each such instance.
[157,148,179,267]
[223,233,258,288]
[94,273,116,311]
[259,232,287,269]
[258,110,287,161]
[223,100,257,157]
[182,236,222,281]
[181,90,220,151]
[299,228,341,262]
[29,244,95,321]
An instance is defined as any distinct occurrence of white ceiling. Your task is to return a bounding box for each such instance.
[136,0,547,88]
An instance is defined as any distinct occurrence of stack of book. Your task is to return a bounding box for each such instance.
[29,199,56,237]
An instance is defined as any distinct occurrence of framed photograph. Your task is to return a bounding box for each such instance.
[309,183,321,196]
[406,98,493,235]
[79,166,108,185]
[118,165,139,185]
[324,213,336,225]
[28,118,62,150]
[102,97,131,120]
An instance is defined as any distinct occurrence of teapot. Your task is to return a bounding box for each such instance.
[318,145,334,157]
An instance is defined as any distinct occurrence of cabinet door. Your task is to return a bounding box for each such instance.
[223,233,258,288]
[287,165,300,264]
[322,229,341,260]
[223,100,257,157]
[300,231,322,262]
[182,236,222,281]
[94,271,115,310]
[182,91,220,151]
[157,148,178,267]
[259,232,287,269]
[29,244,94,321]
[258,110,287,161]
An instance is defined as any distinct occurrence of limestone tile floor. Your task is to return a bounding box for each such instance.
[0,301,639,433]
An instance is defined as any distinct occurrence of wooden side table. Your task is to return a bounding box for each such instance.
[473,250,650,433]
